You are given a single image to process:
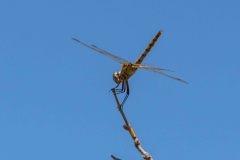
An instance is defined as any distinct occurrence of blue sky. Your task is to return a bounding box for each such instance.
[0,0,240,159]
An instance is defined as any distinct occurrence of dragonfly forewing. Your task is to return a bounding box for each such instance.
[72,38,130,64]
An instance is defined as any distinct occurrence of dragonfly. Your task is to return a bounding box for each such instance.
[73,31,187,108]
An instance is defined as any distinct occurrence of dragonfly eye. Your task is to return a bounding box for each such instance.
[113,71,121,84]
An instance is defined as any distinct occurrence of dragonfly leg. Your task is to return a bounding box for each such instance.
[114,84,119,88]
[111,81,130,109]
[115,82,125,94]
[120,81,129,109]
[110,83,120,92]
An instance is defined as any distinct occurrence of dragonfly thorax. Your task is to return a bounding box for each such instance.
[113,71,121,84]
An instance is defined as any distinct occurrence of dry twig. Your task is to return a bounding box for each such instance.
[111,88,153,160]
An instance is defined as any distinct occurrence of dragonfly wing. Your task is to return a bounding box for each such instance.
[72,38,130,64]
[132,64,174,72]
[132,64,188,84]
[154,71,188,84]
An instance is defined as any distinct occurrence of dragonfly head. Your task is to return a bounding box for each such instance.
[113,71,121,84]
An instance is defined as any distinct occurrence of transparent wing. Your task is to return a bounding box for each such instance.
[132,64,174,72]
[72,38,130,64]
[132,64,188,84]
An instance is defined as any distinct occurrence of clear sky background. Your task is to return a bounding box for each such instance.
[0,0,239,160]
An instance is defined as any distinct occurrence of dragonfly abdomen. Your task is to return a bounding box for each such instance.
[135,31,162,65]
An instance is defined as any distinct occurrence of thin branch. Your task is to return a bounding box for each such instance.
[111,88,153,160]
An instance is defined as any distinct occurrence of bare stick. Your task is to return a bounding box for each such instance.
[111,88,153,160]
